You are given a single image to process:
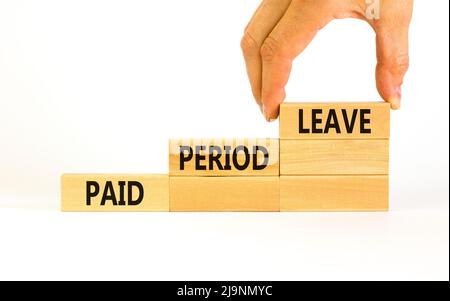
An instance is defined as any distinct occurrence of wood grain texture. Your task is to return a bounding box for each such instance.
[280,139,389,175]
[280,175,388,211]
[170,176,279,211]
[280,102,390,139]
[169,138,279,176]
[61,174,169,212]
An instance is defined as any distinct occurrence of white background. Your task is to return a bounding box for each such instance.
[0,0,448,280]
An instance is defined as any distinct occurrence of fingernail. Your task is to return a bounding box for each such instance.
[262,105,274,122]
[391,99,401,109]
[390,86,402,109]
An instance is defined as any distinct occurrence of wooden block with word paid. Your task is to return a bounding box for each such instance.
[280,139,389,175]
[61,174,169,212]
[279,102,390,139]
[169,176,279,211]
[169,138,279,176]
[280,175,388,211]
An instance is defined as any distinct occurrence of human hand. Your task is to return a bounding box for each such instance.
[241,0,413,121]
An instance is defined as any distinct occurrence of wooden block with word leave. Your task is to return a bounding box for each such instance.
[169,176,279,211]
[280,175,388,211]
[61,174,169,212]
[279,102,390,139]
[280,139,389,175]
[169,138,279,176]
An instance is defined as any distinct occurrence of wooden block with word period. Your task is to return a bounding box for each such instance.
[280,139,389,175]
[279,102,390,139]
[61,174,169,212]
[169,177,279,211]
[280,175,388,211]
[169,138,279,176]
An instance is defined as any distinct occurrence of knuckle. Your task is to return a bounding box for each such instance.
[378,49,410,76]
[260,36,283,61]
[381,53,409,75]
[393,53,410,74]
[240,33,260,57]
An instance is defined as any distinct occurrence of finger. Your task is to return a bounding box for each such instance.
[244,1,264,32]
[373,1,413,109]
[260,2,330,121]
[241,0,291,108]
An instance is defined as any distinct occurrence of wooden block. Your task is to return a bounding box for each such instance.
[280,175,388,211]
[280,102,390,139]
[61,174,169,212]
[170,177,279,211]
[280,139,389,175]
[169,138,279,176]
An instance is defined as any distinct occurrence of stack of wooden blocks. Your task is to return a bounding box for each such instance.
[279,103,390,211]
[61,102,390,212]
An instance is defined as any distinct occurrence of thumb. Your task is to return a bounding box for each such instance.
[374,4,413,109]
